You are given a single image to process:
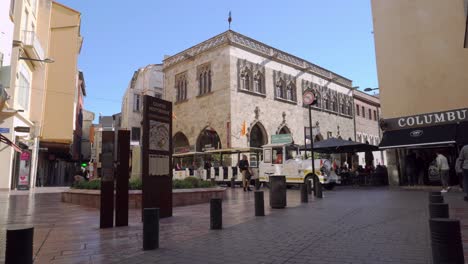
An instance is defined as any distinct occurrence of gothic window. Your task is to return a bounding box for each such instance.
[356,104,360,116]
[276,78,285,99]
[253,71,263,93]
[341,103,346,114]
[197,63,211,96]
[286,82,294,101]
[240,68,251,91]
[332,96,338,112]
[175,72,187,102]
[348,102,352,116]
[324,97,330,110]
[314,90,321,108]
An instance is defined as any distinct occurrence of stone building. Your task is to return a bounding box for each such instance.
[353,90,386,166]
[121,64,164,146]
[163,30,354,158]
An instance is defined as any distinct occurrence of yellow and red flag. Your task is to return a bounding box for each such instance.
[241,120,247,136]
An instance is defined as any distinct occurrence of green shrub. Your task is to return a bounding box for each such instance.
[183,176,200,188]
[72,177,216,190]
[129,178,142,190]
[71,179,101,190]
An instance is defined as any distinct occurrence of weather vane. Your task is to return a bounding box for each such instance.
[228,11,232,30]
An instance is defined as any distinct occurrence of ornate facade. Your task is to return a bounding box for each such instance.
[163,30,355,158]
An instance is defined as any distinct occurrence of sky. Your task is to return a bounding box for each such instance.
[58,0,378,121]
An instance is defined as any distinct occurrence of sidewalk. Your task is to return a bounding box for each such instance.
[2,186,468,263]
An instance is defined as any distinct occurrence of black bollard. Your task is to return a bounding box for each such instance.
[255,178,261,190]
[314,177,323,199]
[429,191,441,197]
[300,184,308,203]
[429,195,444,203]
[210,198,222,229]
[143,208,159,250]
[429,218,464,264]
[307,178,312,195]
[5,227,33,264]
[269,175,287,208]
[429,203,449,219]
[230,178,235,189]
[254,191,265,216]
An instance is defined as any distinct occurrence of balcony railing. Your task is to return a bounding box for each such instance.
[20,30,44,61]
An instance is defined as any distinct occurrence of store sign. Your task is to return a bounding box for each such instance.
[271,134,293,144]
[17,151,31,190]
[14,126,30,133]
[410,130,423,138]
[382,108,468,131]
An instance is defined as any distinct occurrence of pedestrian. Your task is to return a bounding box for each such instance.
[405,150,417,186]
[416,154,425,185]
[436,151,450,193]
[238,155,251,192]
[457,145,468,201]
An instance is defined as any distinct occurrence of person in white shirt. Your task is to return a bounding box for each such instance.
[436,151,450,192]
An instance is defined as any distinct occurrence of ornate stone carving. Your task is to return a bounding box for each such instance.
[163,31,352,87]
[237,59,265,94]
[273,71,296,101]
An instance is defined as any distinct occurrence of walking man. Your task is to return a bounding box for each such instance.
[457,145,468,201]
[436,151,450,193]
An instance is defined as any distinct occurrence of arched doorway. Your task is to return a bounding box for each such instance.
[278,126,291,135]
[173,132,190,153]
[249,122,268,148]
[196,127,221,152]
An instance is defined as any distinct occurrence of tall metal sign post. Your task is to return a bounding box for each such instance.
[142,95,173,218]
[303,90,317,176]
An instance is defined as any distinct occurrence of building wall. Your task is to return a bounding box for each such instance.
[41,2,81,143]
[165,45,231,149]
[0,0,14,69]
[121,64,164,145]
[371,0,468,119]
[81,109,94,161]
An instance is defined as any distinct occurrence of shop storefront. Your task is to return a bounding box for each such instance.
[379,108,468,186]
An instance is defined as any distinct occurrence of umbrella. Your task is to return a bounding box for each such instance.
[300,138,379,153]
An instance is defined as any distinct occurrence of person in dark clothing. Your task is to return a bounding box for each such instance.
[238,155,251,191]
[405,151,417,186]
[415,155,425,185]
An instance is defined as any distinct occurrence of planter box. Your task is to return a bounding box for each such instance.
[61,188,226,209]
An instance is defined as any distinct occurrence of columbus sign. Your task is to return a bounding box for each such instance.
[382,108,468,131]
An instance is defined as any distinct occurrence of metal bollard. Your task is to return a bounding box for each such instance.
[5,227,33,264]
[210,198,222,229]
[300,184,308,203]
[255,178,261,190]
[429,218,464,264]
[254,191,265,216]
[230,178,235,189]
[429,195,444,203]
[314,177,323,199]
[143,208,159,250]
[429,203,449,219]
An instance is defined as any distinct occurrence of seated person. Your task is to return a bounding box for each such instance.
[275,154,283,164]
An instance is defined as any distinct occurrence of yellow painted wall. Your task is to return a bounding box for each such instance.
[41,2,81,143]
[371,0,468,119]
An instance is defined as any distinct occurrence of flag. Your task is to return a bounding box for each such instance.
[241,120,246,136]
[172,112,177,120]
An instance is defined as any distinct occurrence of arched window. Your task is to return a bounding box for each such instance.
[175,73,187,102]
[324,98,329,110]
[254,72,263,93]
[332,96,338,112]
[240,68,251,91]
[347,102,352,115]
[276,79,285,99]
[203,72,208,94]
[314,90,321,108]
[199,73,203,95]
[208,70,212,92]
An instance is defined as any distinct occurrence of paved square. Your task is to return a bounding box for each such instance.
[1,187,467,263]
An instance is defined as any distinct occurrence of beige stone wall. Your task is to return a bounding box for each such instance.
[372,0,468,119]
[164,45,231,149]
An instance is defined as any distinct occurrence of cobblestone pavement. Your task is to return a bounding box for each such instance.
[1,186,467,264]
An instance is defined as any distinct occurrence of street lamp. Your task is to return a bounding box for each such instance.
[364,87,379,92]
[19,57,55,63]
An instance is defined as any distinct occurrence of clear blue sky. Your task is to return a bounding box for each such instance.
[58,0,378,121]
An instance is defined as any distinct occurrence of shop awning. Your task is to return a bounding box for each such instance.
[379,124,457,149]
[0,134,23,153]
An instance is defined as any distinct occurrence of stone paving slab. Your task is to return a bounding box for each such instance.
[2,186,465,263]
